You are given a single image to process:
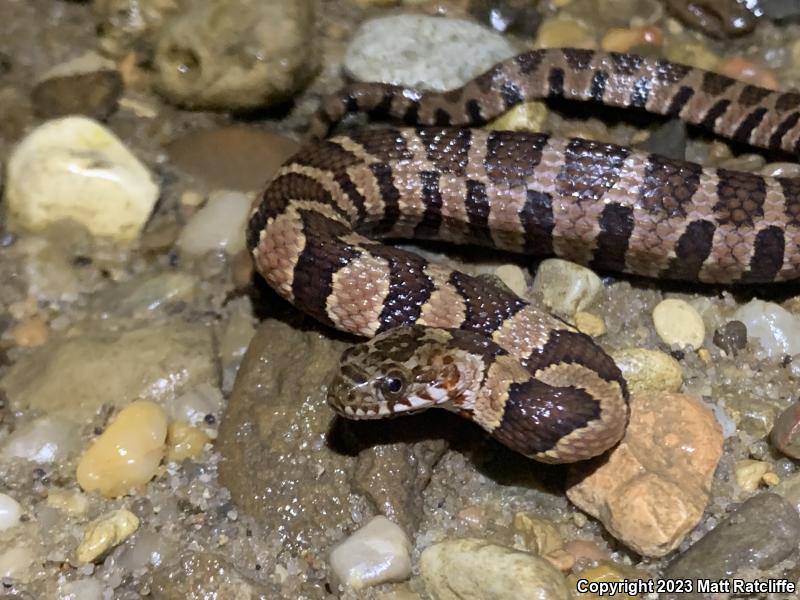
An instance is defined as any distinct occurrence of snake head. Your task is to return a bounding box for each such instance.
[326,326,454,419]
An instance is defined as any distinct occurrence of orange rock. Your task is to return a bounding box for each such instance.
[12,316,49,348]
[566,393,722,557]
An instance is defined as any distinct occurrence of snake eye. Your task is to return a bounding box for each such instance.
[380,370,407,398]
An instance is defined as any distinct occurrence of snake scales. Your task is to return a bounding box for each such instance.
[247,48,800,463]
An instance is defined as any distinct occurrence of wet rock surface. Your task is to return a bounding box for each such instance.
[664,493,800,599]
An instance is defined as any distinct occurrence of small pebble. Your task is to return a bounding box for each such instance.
[611,348,682,393]
[734,459,772,492]
[534,17,597,49]
[329,515,412,590]
[177,190,252,256]
[600,25,662,52]
[166,422,210,462]
[712,320,747,355]
[46,489,89,515]
[0,494,22,531]
[493,264,527,297]
[488,101,547,133]
[76,400,168,498]
[0,544,35,580]
[76,509,140,563]
[760,162,800,177]
[735,299,800,358]
[575,311,606,337]
[420,538,569,600]
[652,298,705,350]
[5,116,159,240]
[770,402,800,459]
[531,259,602,317]
[11,315,49,347]
[512,513,563,555]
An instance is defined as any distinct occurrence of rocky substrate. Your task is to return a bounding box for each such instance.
[3,0,800,598]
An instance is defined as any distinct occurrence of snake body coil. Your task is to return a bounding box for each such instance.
[247,49,800,462]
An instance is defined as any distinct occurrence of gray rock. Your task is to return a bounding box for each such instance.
[0,321,216,422]
[759,0,800,20]
[153,0,317,110]
[635,119,687,162]
[664,493,800,599]
[32,70,123,121]
[343,15,518,91]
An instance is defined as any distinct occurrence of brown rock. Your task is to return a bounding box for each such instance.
[32,70,123,120]
[166,126,299,191]
[770,401,800,459]
[567,393,722,557]
[217,319,445,583]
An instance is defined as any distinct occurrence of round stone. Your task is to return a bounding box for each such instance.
[652,299,705,350]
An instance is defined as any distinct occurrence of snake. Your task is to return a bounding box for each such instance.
[247,48,800,463]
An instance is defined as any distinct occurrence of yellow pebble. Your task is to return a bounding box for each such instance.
[535,18,597,50]
[697,348,711,364]
[76,509,139,564]
[12,316,49,348]
[734,459,770,492]
[575,312,606,337]
[46,489,89,515]
[763,472,780,487]
[166,422,210,462]
[512,513,563,555]
[488,101,548,134]
[611,348,683,393]
[652,298,705,350]
[76,400,167,498]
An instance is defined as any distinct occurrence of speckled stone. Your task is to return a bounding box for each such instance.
[421,538,569,600]
[344,15,518,91]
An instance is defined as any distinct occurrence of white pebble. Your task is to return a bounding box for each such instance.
[652,298,705,350]
[329,515,412,590]
[531,258,601,317]
[58,579,105,600]
[344,15,517,91]
[5,116,159,240]
[164,382,224,426]
[0,416,81,464]
[735,299,800,358]
[0,545,34,580]
[0,494,22,531]
[177,190,252,255]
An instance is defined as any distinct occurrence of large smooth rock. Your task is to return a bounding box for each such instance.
[4,116,159,240]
